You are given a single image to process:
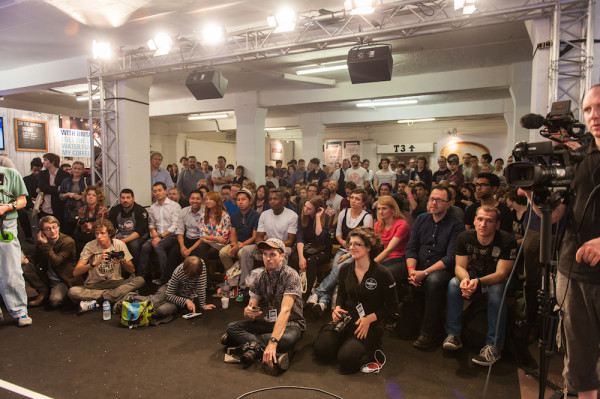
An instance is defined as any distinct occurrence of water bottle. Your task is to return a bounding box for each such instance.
[222,277,230,298]
[102,299,111,321]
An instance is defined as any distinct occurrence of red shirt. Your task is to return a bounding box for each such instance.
[375,218,411,259]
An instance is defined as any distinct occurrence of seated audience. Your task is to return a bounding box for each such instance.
[168,187,190,208]
[223,184,240,215]
[232,165,247,186]
[74,185,108,257]
[108,189,149,267]
[464,173,513,234]
[195,191,231,266]
[254,185,269,213]
[166,190,204,273]
[442,154,464,186]
[265,166,280,188]
[313,226,398,372]
[403,181,429,219]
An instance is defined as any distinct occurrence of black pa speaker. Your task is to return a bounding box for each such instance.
[185,70,228,100]
[347,45,393,84]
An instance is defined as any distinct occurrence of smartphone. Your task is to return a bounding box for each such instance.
[251,306,260,311]
[182,312,202,319]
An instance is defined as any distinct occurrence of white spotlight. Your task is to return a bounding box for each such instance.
[147,33,172,56]
[267,6,296,33]
[203,24,225,44]
[344,0,375,15]
[92,40,111,60]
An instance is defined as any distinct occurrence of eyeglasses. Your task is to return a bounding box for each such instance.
[428,197,449,204]
[43,226,59,231]
[347,242,365,248]
[474,183,491,188]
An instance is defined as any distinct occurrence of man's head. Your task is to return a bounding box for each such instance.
[258,238,286,270]
[390,157,398,169]
[479,164,491,174]
[309,158,320,170]
[120,189,135,208]
[93,219,116,247]
[328,180,338,193]
[153,182,167,202]
[168,188,181,202]
[462,153,472,166]
[307,183,318,197]
[188,190,203,211]
[217,156,226,169]
[276,160,283,168]
[481,154,492,165]
[61,163,72,174]
[182,256,204,280]
[342,159,351,170]
[188,156,197,170]
[437,156,447,170]
[150,152,163,170]
[474,173,500,200]
[494,158,504,170]
[230,184,241,197]
[180,156,189,169]
[30,158,43,175]
[236,188,253,211]
[470,155,479,166]
[221,185,231,202]
[414,182,430,199]
[583,84,600,145]
[201,161,209,171]
[39,216,60,242]
[429,187,452,218]
[447,154,460,171]
[474,205,501,239]
[408,158,415,169]
[268,189,285,212]
[297,159,306,171]
[362,159,370,170]
[43,153,60,169]
[380,158,390,170]
[416,156,427,170]
[351,154,360,168]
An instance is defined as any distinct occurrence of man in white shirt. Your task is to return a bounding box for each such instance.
[362,159,374,188]
[345,154,369,188]
[137,182,181,284]
[374,157,397,192]
[239,189,297,289]
[211,156,235,193]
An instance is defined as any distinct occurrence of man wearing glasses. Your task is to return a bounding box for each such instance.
[404,187,466,349]
[23,216,82,308]
[463,173,513,233]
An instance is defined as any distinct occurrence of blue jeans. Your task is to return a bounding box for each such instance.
[313,248,353,306]
[226,319,302,353]
[0,220,28,318]
[445,274,508,349]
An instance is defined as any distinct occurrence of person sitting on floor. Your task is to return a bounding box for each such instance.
[222,238,305,374]
[23,216,83,308]
[443,205,517,366]
[313,226,398,372]
[68,219,145,311]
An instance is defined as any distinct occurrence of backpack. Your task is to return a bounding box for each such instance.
[120,300,154,329]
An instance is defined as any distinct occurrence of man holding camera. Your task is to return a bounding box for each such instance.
[68,219,144,311]
[556,84,600,398]
[223,238,305,374]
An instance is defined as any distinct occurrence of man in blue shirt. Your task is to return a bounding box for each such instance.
[150,152,173,190]
[404,186,466,349]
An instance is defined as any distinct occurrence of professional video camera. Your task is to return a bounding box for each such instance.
[505,100,592,188]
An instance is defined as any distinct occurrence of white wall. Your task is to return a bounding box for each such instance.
[186,139,236,167]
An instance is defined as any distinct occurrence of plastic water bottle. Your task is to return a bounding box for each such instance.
[102,299,111,321]
[222,277,230,298]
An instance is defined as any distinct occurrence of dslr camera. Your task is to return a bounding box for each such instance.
[107,251,125,260]
[506,100,591,188]
[333,313,353,334]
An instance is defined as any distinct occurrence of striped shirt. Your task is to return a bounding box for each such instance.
[165,263,207,309]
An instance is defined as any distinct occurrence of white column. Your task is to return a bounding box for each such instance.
[507,63,533,151]
[525,19,551,141]
[300,113,325,162]
[235,92,267,184]
[117,76,153,206]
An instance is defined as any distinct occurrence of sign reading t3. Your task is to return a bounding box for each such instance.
[377,143,434,154]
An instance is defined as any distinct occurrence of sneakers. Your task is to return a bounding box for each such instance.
[151,279,163,286]
[263,352,290,375]
[472,345,501,366]
[413,334,434,349]
[17,314,32,327]
[442,334,463,351]
[235,293,244,302]
[79,300,99,313]
[312,302,326,318]
[306,294,318,305]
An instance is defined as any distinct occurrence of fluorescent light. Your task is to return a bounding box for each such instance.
[297,64,348,75]
[92,40,111,60]
[265,127,286,131]
[356,98,418,108]
[397,118,436,123]
[268,7,296,33]
[188,113,230,120]
[147,33,172,56]
[76,95,100,102]
[454,0,465,10]
[202,24,225,44]
[345,0,375,15]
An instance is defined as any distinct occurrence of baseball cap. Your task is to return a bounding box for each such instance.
[236,188,254,201]
[257,238,285,253]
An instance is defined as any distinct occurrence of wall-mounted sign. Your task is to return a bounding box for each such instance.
[343,141,360,160]
[270,141,284,161]
[325,141,342,166]
[14,118,48,152]
[60,129,91,158]
[377,142,434,154]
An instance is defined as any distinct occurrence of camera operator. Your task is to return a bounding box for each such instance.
[0,156,32,326]
[556,84,600,398]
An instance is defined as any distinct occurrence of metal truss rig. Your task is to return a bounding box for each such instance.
[91,0,588,80]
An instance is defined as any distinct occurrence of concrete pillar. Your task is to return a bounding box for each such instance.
[235,92,267,184]
[300,113,325,162]
[362,139,377,166]
[117,76,153,206]
[507,63,532,151]
[525,19,551,141]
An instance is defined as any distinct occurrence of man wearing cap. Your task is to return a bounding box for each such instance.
[219,188,260,275]
[464,173,513,234]
[223,238,305,373]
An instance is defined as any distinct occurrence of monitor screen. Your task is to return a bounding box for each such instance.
[0,117,4,150]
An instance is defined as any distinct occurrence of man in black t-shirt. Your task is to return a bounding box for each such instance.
[443,206,516,367]
[464,173,513,234]
[108,189,149,267]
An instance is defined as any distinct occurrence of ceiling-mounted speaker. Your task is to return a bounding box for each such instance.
[347,44,393,84]
[185,70,228,100]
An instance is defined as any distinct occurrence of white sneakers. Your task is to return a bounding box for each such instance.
[17,314,32,327]
[306,294,318,305]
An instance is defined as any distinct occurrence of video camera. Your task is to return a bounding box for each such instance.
[506,100,591,188]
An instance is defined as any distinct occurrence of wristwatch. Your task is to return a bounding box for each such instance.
[158,234,163,239]
[423,270,429,277]
[269,337,279,344]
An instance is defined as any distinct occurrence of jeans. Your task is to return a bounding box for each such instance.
[22,262,69,307]
[445,274,508,349]
[0,220,28,318]
[420,269,453,337]
[67,276,145,303]
[137,235,178,283]
[226,319,302,353]
[312,248,353,306]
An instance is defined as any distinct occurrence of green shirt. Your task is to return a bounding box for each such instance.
[0,166,28,220]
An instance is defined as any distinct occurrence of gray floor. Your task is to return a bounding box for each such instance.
[0,298,522,399]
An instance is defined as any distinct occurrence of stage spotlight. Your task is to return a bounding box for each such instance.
[344,0,375,15]
[267,6,296,33]
[203,24,225,44]
[147,33,172,56]
[92,40,111,60]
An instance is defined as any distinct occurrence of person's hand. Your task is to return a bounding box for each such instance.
[37,231,48,244]
[203,304,216,310]
[181,247,192,257]
[185,299,196,313]
[354,317,372,340]
[152,236,161,247]
[316,207,325,219]
[244,305,262,320]
[263,342,278,368]
[84,222,93,233]
[299,256,307,271]
[340,240,348,250]
[404,185,413,196]
[94,252,109,267]
[332,306,347,322]
[228,244,239,257]
[337,254,349,263]
[576,237,600,267]
[408,269,426,286]
[460,278,476,298]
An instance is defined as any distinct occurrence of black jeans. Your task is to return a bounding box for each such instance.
[289,249,331,301]
[226,319,302,353]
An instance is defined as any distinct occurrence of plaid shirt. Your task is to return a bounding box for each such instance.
[249,264,305,331]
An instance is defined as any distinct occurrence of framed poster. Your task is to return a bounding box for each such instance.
[343,140,360,160]
[270,141,284,161]
[0,117,4,150]
[325,141,342,166]
[14,118,48,152]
